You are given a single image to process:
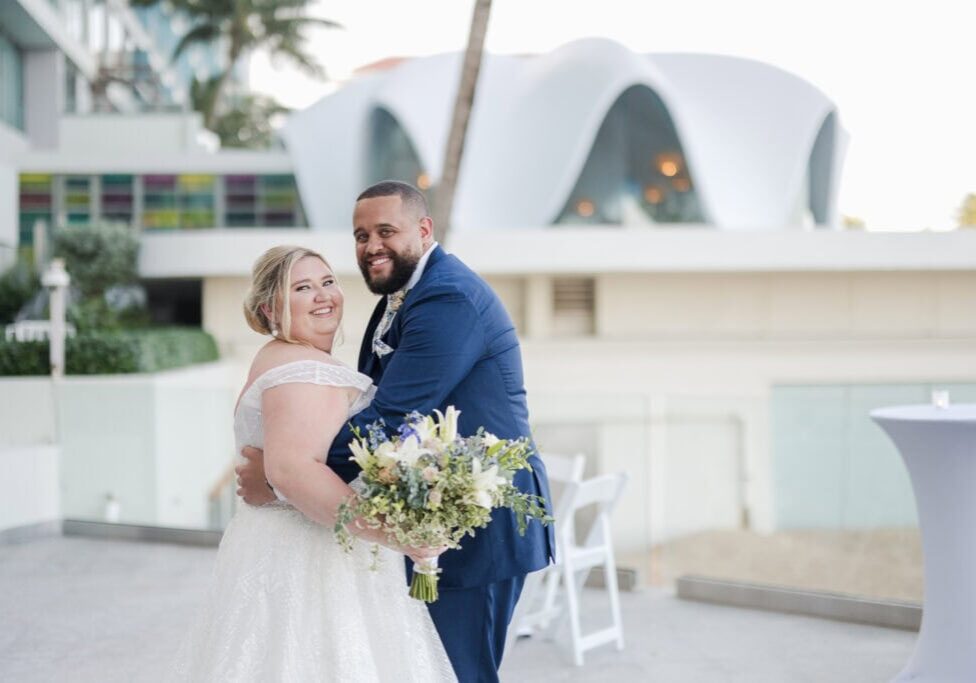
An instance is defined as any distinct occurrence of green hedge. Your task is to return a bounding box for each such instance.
[0,262,39,325]
[0,327,219,376]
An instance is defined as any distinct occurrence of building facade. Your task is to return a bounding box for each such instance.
[0,0,233,267]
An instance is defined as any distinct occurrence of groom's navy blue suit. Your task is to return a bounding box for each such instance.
[327,246,555,681]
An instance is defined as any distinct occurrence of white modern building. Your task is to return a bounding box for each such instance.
[287,38,846,231]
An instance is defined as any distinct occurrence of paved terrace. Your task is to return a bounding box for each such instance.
[0,536,914,682]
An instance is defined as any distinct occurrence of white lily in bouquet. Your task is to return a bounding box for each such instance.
[335,406,552,602]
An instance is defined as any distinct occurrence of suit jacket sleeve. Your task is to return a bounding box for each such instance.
[329,286,486,463]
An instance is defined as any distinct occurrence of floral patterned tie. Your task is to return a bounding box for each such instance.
[372,289,407,357]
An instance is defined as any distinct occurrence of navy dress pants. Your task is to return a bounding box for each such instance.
[426,575,526,683]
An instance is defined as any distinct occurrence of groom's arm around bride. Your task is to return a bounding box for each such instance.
[240,181,555,682]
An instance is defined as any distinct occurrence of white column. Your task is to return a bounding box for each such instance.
[41,258,71,378]
[524,275,552,339]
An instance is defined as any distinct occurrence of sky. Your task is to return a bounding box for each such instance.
[249,0,976,231]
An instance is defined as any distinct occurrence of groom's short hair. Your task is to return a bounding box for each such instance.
[356,180,429,217]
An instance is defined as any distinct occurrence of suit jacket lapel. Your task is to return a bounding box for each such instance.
[359,297,387,378]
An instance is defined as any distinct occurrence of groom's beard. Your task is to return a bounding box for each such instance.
[359,249,419,295]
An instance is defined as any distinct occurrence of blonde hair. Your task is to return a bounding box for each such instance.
[243,245,334,343]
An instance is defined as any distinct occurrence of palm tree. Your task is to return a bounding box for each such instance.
[431,0,492,244]
[132,0,339,130]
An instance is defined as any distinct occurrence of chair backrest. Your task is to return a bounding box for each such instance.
[557,472,628,546]
[572,473,626,513]
[541,453,586,531]
[541,452,585,484]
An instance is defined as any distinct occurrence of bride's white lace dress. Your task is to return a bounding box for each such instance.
[171,360,456,682]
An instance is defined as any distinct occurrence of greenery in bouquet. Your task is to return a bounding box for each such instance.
[334,406,552,602]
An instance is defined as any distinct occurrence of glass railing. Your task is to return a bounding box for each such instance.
[529,382,976,605]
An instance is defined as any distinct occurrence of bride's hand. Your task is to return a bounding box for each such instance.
[404,545,448,565]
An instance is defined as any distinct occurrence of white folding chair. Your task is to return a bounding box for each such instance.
[504,454,585,659]
[510,467,628,666]
[554,472,628,665]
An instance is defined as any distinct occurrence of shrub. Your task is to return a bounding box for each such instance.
[0,327,219,376]
[0,338,48,375]
[0,261,39,325]
[53,224,139,299]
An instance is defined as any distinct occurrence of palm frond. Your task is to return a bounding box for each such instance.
[266,36,325,78]
[172,21,221,61]
[265,16,342,32]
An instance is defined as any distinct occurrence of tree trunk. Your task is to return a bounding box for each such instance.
[203,60,236,130]
[204,19,243,131]
[431,0,492,244]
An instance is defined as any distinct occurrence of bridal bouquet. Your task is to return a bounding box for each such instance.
[334,406,552,602]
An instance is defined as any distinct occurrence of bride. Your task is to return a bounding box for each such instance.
[171,246,455,682]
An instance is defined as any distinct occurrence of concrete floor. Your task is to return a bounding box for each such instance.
[0,536,915,682]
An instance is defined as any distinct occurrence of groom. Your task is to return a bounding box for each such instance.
[238,180,555,681]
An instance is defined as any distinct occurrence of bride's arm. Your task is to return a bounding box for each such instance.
[261,382,395,548]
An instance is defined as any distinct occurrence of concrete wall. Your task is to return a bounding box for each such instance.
[0,446,60,532]
[595,272,976,340]
[0,363,237,529]
[58,112,216,156]
[500,270,975,552]
[0,375,60,533]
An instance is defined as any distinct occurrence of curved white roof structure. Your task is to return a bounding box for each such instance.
[285,38,846,231]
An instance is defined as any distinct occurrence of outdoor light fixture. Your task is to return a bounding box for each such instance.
[575,199,595,217]
[416,172,431,190]
[643,185,664,204]
[657,154,681,177]
[41,258,70,378]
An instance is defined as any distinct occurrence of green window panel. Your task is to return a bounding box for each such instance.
[64,175,92,225]
[225,174,258,227]
[259,175,298,226]
[177,174,215,229]
[101,174,134,225]
[142,209,181,229]
[142,175,179,228]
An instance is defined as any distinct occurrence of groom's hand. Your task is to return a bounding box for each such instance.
[236,446,276,506]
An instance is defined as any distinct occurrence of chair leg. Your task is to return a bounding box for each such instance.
[562,557,584,666]
[602,520,625,650]
[539,568,561,632]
